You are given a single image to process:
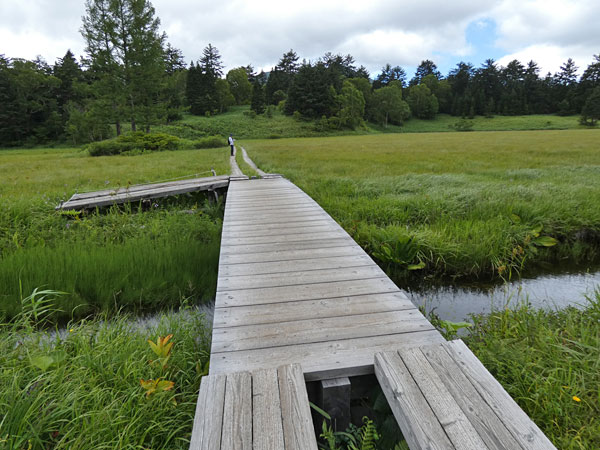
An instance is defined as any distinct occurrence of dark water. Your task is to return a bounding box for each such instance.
[405,269,600,323]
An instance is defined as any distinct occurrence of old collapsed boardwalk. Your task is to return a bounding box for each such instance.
[57,175,229,210]
[211,176,444,380]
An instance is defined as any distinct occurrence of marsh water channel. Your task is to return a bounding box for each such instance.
[405,266,600,323]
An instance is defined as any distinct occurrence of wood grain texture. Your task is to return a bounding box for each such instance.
[221,223,340,239]
[422,343,523,450]
[210,330,445,380]
[252,368,285,450]
[215,277,400,308]
[218,238,356,256]
[220,230,349,247]
[189,374,226,450]
[445,340,557,450]
[374,351,454,450]
[213,292,417,328]
[211,309,434,353]
[278,364,318,450]
[218,245,366,265]
[217,265,386,291]
[222,219,334,234]
[399,347,488,449]
[221,372,252,450]
[218,254,372,277]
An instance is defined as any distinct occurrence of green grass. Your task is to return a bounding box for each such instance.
[158,106,587,141]
[0,147,229,321]
[380,113,584,133]
[464,293,600,449]
[0,304,211,449]
[243,129,600,280]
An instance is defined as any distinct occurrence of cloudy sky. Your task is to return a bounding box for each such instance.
[1,0,598,77]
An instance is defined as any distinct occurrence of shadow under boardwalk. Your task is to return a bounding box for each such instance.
[210,177,444,381]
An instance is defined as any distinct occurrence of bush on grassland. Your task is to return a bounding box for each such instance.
[87,132,181,156]
[191,136,226,149]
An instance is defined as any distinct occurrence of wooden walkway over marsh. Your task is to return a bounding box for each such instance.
[210,176,444,380]
[192,171,557,449]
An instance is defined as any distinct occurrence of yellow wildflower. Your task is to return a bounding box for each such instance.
[572,396,581,402]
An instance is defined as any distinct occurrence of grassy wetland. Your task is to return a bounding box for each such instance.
[2,127,599,449]
[243,129,600,449]
[0,146,229,322]
[1,145,228,448]
[244,129,600,282]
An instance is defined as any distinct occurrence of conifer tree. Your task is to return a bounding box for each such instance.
[250,80,266,114]
[81,0,166,132]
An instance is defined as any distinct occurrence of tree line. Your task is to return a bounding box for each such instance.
[1,0,599,147]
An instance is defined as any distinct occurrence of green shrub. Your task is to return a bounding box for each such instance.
[87,132,181,156]
[451,119,474,132]
[192,135,226,149]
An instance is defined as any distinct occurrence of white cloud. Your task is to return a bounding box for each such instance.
[0,0,597,76]
[491,0,600,72]
[496,44,596,76]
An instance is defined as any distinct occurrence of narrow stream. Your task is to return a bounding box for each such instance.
[405,268,600,323]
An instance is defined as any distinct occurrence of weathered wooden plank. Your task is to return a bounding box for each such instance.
[219,237,355,255]
[221,223,341,240]
[212,309,434,353]
[218,254,373,277]
[225,203,321,215]
[215,277,400,308]
[278,364,318,450]
[399,347,488,449]
[220,230,347,247]
[374,351,454,450]
[213,292,417,329]
[189,374,226,450]
[422,343,523,450]
[226,190,308,200]
[225,198,316,212]
[220,371,252,450]
[210,330,445,381]
[224,209,327,222]
[70,175,229,200]
[229,183,293,193]
[217,265,385,291]
[252,368,285,450]
[222,219,334,234]
[445,340,557,450]
[225,191,309,201]
[224,213,331,227]
[219,245,367,265]
[227,189,299,199]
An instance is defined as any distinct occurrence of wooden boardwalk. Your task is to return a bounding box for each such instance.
[196,172,556,449]
[211,177,444,381]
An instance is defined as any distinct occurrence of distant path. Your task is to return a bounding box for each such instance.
[241,147,282,178]
[229,146,246,178]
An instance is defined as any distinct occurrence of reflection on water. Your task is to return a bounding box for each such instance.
[405,270,600,323]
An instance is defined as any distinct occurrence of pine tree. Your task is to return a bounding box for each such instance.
[250,80,266,114]
[81,0,167,133]
[581,87,600,126]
